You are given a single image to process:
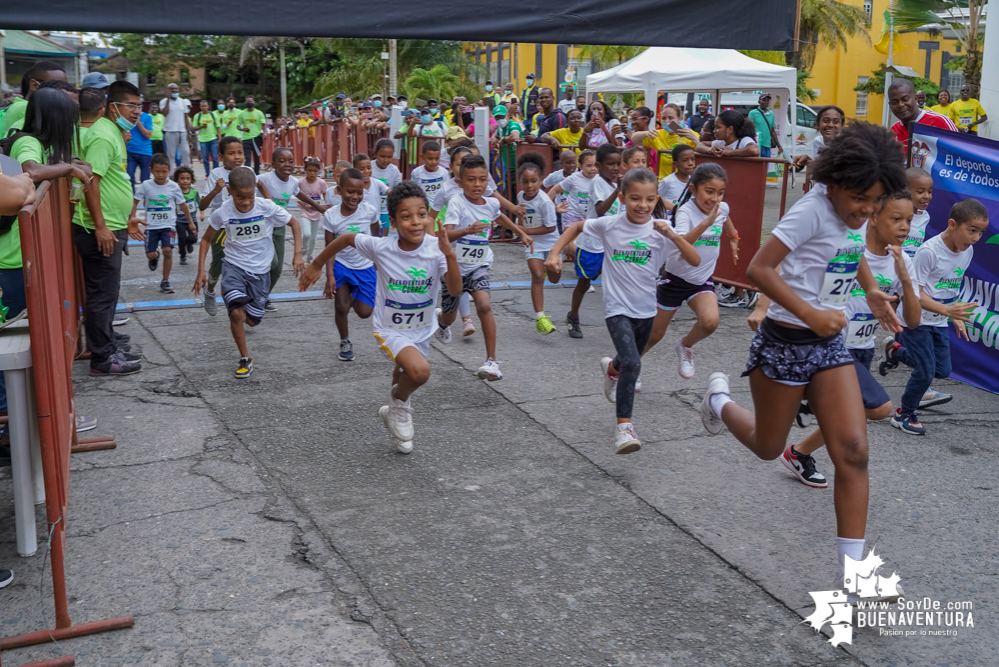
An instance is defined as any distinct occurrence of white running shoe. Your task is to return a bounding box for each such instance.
[434,308,452,344]
[391,435,414,455]
[586,284,596,293]
[476,359,502,380]
[615,422,641,455]
[600,357,618,403]
[635,377,642,392]
[676,340,695,379]
[701,372,730,435]
[379,385,414,441]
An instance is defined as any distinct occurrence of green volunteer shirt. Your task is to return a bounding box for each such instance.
[747,107,775,149]
[150,113,165,141]
[497,119,524,166]
[1,97,28,138]
[193,111,219,142]
[220,109,242,138]
[74,117,132,232]
[0,135,46,269]
[238,109,266,139]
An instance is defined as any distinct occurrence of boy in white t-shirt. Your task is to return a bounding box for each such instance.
[435,154,533,380]
[658,144,695,209]
[193,167,303,378]
[299,181,461,454]
[321,168,380,362]
[543,149,578,233]
[881,198,986,435]
[408,141,448,206]
[130,153,194,294]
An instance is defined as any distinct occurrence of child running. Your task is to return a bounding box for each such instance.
[172,165,200,266]
[298,157,329,263]
[620,145,648,172]
[130,153,194,294]
[256,146,327,308]
[299,181,461,454]
[880,198,985,434]
[516,153,569,334]
[322,168,380,362]
[642,163,739,379]
[543,149,577,234]
[435,154,534,379]
[545,168,700,454]
[324,160,352,209]
[350,153,389,237]
[409,141,448,207]
[193,167,304,377]
[699,122,907,587]
[658,145,695,209]
[780,189,921,487]
[547,149,597,338]
[371,138,402,236]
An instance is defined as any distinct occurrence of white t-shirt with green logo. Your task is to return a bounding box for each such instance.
[905,233,973,327]
[322,202,379,270]
[208,198,290,275]
[559,171,598,252]
[353,234,449,344]
[844,248,913,349]
[257,171,300,209]
[409,165,448,203]
[582,212,671,319]
[517,190,559,253]
[902,210,930,258]
[768,189,868,329]
[442,194,500,274]
[134,179,185,230]
[667,200,730,285]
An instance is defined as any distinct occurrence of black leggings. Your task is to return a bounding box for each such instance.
[606,315,654,419]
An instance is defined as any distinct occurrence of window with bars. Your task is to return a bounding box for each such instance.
[863,0,873,19]
[947,68,966,98]
[856,76,870,117]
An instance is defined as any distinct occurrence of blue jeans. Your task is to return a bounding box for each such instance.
[759,146,772,158]
[127,152,152,190]
[896,325,951,413]
[0,267,28,412]
[199,139,219,176]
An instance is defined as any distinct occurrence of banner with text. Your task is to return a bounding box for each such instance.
[910,123,999,394]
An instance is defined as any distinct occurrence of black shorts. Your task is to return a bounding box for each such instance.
[656,272,714,310]
[439,266,489,314]
[849,347,891,409]
[743,318,853,385]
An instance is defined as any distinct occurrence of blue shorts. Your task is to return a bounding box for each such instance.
[525,248,552,261]
[379,212,390,229]
[574,248,603,281]
[146,227,175,253]
[333,261,377,308]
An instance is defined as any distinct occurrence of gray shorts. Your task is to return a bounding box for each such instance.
[439,265,490,314]
[220,261,270,325]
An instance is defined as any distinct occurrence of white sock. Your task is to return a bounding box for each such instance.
[536,311,545,318]
[836,537,866,580]
[341,337,349,343]
[709,392,732,417]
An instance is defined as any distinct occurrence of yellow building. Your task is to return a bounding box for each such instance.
[465,43,594,100]
[808,0,965,122]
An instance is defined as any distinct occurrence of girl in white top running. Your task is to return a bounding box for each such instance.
[700,122,908,587]
[545,168,700,455]
[642,163,740,379]
[695,110,760,158]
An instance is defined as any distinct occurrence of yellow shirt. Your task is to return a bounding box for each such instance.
[929,103,956,122]
[642,130,699,179]
[548,127,584,153]
[948,99,986,130]
[296,118,311,128]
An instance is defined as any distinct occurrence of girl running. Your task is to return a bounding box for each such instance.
[547,149,597,338]
[351,153,389,238]
[696,110,760,158]
[643,163,740,379]
[516,153,569,335]
[298,157,328,263]
[545,168,700,454]
[172,165,200,265]
[371,138,402,236]
[700,122,907,585]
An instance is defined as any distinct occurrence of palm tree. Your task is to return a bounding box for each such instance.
[404,65,460,104]
[788,0,871,72]
[892,0,986,94]
[240,36,306,116]
[576,45,647,70]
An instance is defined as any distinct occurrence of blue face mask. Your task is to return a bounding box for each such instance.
[485,85,493,92]
[115,114,136,132]
[373,100,382,107]
[526,79,534,87]
[421,114,432,124]
[217,104,225,111]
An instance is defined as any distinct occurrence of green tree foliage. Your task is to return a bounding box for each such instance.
[854,63,942,98]
[788,0,871,72]
[892,0,986,94]
[404,65,460,104]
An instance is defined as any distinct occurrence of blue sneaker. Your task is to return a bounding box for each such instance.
[891,408,926,435]
[338,339,354,362]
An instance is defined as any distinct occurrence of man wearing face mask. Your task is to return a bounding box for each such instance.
[219,98,242,140]
[484,81,501,106]
[521,73,540,130]
[74,81,145,375]
[501,83,517,107]
[238,96,266,174]
[159,82,193,168]
[493,105,522,174]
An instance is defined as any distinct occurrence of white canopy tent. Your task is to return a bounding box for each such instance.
[586,47,798,147]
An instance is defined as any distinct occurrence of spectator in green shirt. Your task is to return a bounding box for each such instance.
[1,60,68,138]
[492,104,523,174]
[149,101,165,154]
[238,96,266,174]
[193,99,221,176]
[74,82,144,375]
[220,97,242,139]
[746,93,783,158]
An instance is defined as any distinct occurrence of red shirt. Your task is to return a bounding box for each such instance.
[891,109,958,143]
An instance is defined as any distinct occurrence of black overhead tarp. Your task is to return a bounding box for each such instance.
[0,1,800,51]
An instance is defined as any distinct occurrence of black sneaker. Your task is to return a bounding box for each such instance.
[114,332,131,344]
[160,280,175,294]
[148,251,160,272]
[566,313,583,339]
[90,355,141,376]
[794,400,814,428]
[179,256,188,266]
[0,569,13,589]
[187,243,195,254]
[0,443,10,467]
[115,349,141,362]
[780,444,828,488]
[115,341,132,353]
[235,357,253,379]
[879,336,900,376]
[264,299,277,312]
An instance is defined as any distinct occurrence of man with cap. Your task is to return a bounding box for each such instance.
[395,95,409,110]
[521,73,541,131]
[747,92,783,158]
[484,81,501,106]
[493,105,522,174]
[2,60,68,137]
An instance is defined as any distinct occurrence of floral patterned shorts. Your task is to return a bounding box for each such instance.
[743,318,853,386]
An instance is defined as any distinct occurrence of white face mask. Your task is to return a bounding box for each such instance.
[497,118,508,128]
